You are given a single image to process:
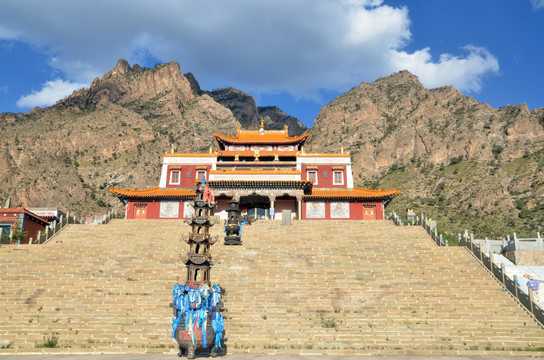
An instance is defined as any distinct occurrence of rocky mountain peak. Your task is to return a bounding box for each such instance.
[185,72,202,95]
[115,58,131,74]
[376,70,423,87]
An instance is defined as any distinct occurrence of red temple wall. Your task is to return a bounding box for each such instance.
[0,212,48,243]
[126,200,186,219]
[22,217,48,244]
[301,165,347,188]
[166,165,211,188]
[350,202,364,220]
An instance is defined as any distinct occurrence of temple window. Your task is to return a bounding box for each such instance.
[307,170,318,185]
[170,170,181,185]
[196,170,206,181]
[333,170,344,185]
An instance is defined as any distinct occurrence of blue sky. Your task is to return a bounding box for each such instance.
[1,0,543,128]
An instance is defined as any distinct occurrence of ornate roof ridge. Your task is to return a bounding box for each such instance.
[213,131,309,145]
[210,169,301,175]
[110,187,196,198]
[304,187,400,199]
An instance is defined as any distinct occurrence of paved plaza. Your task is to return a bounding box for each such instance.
[1,355,543,360]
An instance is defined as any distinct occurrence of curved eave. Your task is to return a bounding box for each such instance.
[210,169,301,175]
[109,187,196,200]
[304,188,400,205]
[164,153,218,158]
[213,132,309,147]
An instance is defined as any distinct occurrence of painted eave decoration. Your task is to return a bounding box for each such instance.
[110,187,196,200]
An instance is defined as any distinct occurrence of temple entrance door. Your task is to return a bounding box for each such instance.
[362,205,376,220]
[134,203,147,219]
[239,195,270,220]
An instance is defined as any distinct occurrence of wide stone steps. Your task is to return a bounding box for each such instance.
[0,219,542,355]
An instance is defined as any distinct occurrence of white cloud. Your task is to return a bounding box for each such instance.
[531,0,544,10]
[1,0,499,105]
[389,46,499,93]
[0,25,19,40]
[16,79,87,109]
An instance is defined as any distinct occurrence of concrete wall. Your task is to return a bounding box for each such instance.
[506,250,544,266]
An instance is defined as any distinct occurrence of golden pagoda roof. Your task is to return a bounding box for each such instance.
[213,129,309,146]
[210,169,301,175]
[110,187,196,199]
[303,187,400,199]
[217,150,299,157]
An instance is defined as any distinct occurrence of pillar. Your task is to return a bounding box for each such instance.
[270,196,276,220]
[297,196,302,220]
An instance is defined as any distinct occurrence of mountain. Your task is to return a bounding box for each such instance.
[0,60,239,216]
[203,87,308,135]
[308,70,544,238]
[2,62,542,238]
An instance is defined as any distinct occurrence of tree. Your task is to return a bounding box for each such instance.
[10,224,27,244]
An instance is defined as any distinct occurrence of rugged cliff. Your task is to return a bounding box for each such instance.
[1,64,542,237]
[308,71,544,237]
[204,87,307,135]
[0,60,239,215]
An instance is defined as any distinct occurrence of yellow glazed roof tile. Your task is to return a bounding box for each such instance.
[304,187,400,199]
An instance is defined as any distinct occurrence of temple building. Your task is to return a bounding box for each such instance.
[111,122,399,220]
[0,208,50,244]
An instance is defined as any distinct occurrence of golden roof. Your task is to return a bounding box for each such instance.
[218,150,299,157]
[110,187,196,198]
[210,169,301,175]
[304,188,400,199]
[214,130,309,145]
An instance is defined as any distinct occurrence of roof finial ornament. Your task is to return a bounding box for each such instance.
[171,144,176,154]
[236,124,241,136]
[209,146,213,154]
[284,124,288,136]
[341,146,344,154]
[259,118,265,135]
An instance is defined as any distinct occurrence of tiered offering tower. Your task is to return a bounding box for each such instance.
[184,180,217,285]
[224,199,242,245]
[171,180,224,358]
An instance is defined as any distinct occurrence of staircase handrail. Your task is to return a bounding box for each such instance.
[390,211,447,247]
[33,210,120,244]
[459,232,544,328]
[391,210,544,327]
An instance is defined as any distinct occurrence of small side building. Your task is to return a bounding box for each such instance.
[26,208,66,224]
[0,208,50,244]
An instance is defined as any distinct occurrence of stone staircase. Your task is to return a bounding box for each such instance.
[0,219,543,355]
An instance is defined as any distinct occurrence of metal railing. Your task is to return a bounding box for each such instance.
[390,211,544,327]
[30,210,120,244]
[390,211,447,246]
[459,232,544,327]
